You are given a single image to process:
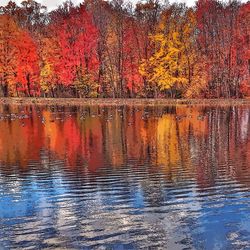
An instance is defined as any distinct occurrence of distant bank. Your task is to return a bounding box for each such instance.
[1,98,250,106]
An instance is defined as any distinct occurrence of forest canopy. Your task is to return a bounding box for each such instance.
[0,0,249,98]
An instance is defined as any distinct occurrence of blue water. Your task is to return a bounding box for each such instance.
[0,104,250,249]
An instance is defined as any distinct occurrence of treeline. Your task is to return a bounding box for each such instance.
[0,0,249,98]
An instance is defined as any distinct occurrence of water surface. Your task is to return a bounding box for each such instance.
[0,104,250,249]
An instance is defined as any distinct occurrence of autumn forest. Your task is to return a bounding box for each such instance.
[0,0,249,98]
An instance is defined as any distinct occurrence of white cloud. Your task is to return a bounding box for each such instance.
[40,0,83,11]
[0,0,248,11]
[1,0,193,10]
[0,0,83,11]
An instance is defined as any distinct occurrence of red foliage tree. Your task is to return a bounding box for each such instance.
[123,18,144,96]
[50,3,99,96]
[16,30,40,96]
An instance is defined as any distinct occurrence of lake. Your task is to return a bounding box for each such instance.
[0,104,250,249]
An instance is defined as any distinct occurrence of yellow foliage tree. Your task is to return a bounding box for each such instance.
[39,36,60,96]
[40,62,52,93]
[74,66,99,98]
[139,6,199,97]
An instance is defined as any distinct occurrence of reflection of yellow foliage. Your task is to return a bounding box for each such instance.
[105,110,125,167]
[154,107,207,175]
[156,114,180,167]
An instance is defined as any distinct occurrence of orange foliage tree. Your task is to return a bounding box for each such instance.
[0,14,39,96]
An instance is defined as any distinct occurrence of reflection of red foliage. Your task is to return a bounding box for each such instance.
[41,110,105,172]
[0,107,44,168]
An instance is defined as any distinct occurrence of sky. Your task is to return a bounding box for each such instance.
[0,0,248,10]
[0,0,205,10]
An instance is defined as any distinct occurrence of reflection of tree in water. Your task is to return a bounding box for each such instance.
[0,104,250,186]
[1,104,250,248]
[192,107,250,188]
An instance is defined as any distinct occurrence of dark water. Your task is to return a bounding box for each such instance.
[0,104,250,249]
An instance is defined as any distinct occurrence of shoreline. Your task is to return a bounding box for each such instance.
[1,97,250,106]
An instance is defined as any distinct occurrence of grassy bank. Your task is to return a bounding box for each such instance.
[1,97,250,106]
